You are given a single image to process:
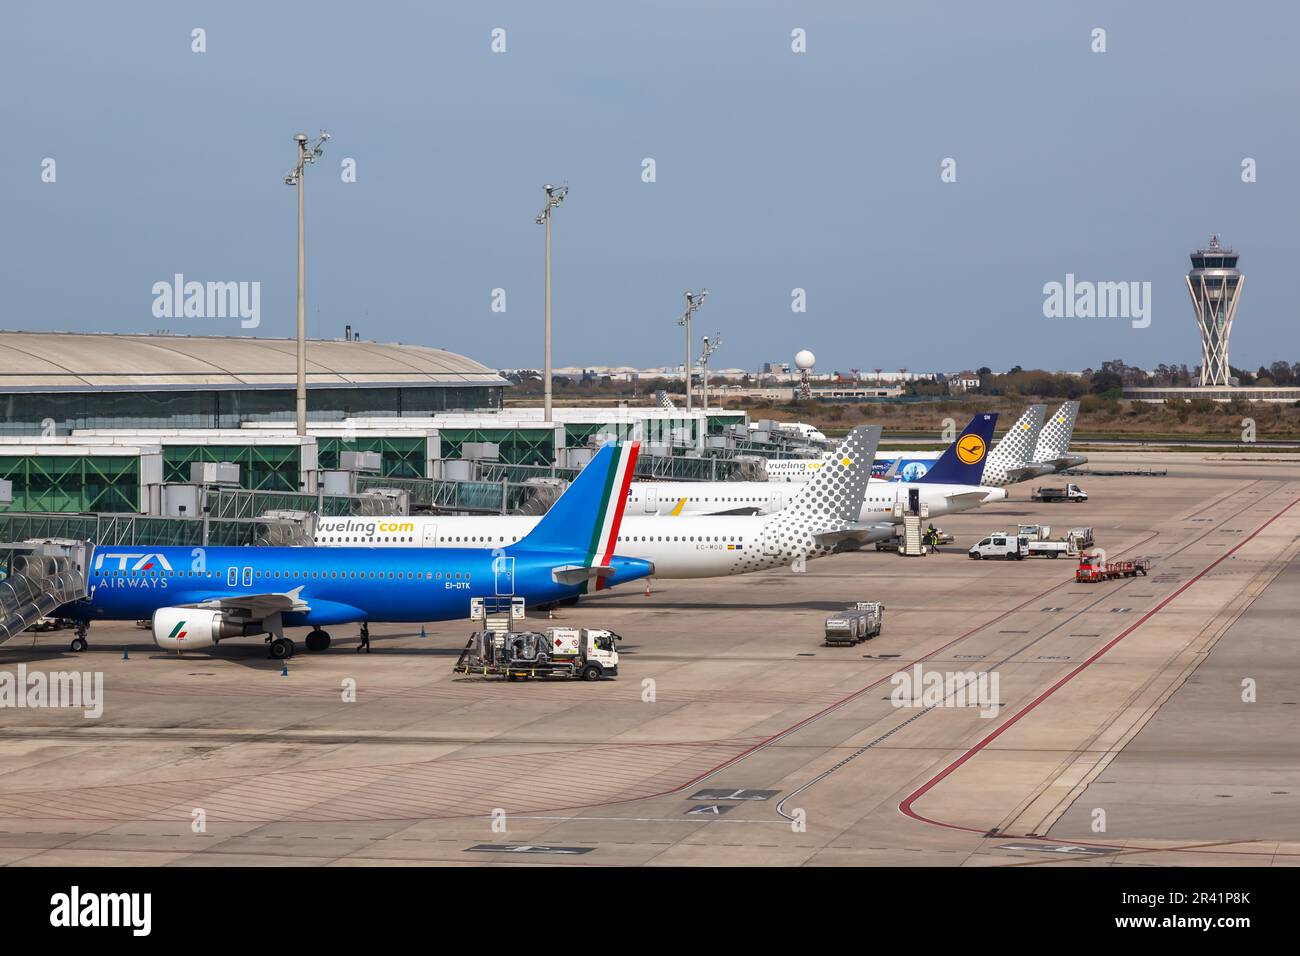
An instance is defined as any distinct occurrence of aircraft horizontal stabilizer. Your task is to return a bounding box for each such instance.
[1040,456,1086,470]
[551,564,615,585]
[942,490,999,508]
[813,523,895,546]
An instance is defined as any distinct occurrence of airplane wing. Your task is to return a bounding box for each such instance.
[943,490,1003,508]
[190,586,311,617]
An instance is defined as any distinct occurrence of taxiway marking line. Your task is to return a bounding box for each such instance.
[898,490,1300,858]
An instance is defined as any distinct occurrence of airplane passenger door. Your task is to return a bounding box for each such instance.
[493,555,515,596]
[644,487,658,514]
[422,524,438,548]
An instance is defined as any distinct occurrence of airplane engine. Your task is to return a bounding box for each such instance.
[152,607,262,651]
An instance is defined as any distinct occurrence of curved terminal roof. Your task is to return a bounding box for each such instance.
[0,332,507,392]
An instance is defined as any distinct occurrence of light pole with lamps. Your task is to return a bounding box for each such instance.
[534,183,568,422]
[677,289,707,411]
[283,130,330,437]
[698,333,721,411]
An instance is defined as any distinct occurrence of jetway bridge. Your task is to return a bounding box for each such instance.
[0,541,91,648]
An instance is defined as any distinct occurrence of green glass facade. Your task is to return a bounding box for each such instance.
[707,412,746,435]
[438,428,554,465]
[0,385,503,436]
[564,422,622,447]
[317,436,427,478]
[163,445,302,492]
[0,455,140,512]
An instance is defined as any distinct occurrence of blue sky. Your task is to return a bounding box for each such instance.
[1,1,1296,374]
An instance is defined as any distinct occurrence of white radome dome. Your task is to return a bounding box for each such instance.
[794,350,816,371]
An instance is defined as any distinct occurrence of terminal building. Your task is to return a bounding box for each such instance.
[0,332,759,514]
[0,331,507,434]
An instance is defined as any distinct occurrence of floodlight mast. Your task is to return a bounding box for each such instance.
[283,130,330,438]
[698,334,722,410]
[677,289,708,411]
[535,183,568,422]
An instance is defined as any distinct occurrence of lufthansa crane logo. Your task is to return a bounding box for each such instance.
[956,435,986,465]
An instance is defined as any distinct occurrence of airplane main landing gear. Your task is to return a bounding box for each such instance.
[305,629,332,652]
[268,637,295,660]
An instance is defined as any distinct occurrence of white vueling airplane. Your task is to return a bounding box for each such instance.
[314,427,884,578]
[1026,401,1086,475]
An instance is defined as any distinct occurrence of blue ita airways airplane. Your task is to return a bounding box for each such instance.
[59,442,648,659]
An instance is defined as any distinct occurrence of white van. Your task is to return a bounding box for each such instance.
[969,533,1028,560]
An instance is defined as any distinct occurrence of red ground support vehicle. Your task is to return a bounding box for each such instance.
[1075,553,1151,583]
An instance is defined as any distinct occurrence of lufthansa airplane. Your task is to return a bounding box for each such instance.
[59,442,649,658]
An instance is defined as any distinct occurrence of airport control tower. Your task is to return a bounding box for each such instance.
[1185,235,1244,387]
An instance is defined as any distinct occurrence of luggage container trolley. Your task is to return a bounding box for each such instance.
[824,602,884,646]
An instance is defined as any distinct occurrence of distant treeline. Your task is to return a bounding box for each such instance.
[969,359,1300,400]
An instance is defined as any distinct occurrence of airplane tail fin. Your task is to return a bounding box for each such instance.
[980,404,1046,484]
[916,414,998,485]
[787,425,881,524]
[654,390,677,411]
[515,442,640,573]
[1034,401,1080,462]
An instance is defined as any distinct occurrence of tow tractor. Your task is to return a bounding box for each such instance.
[1075,552,1150,583]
